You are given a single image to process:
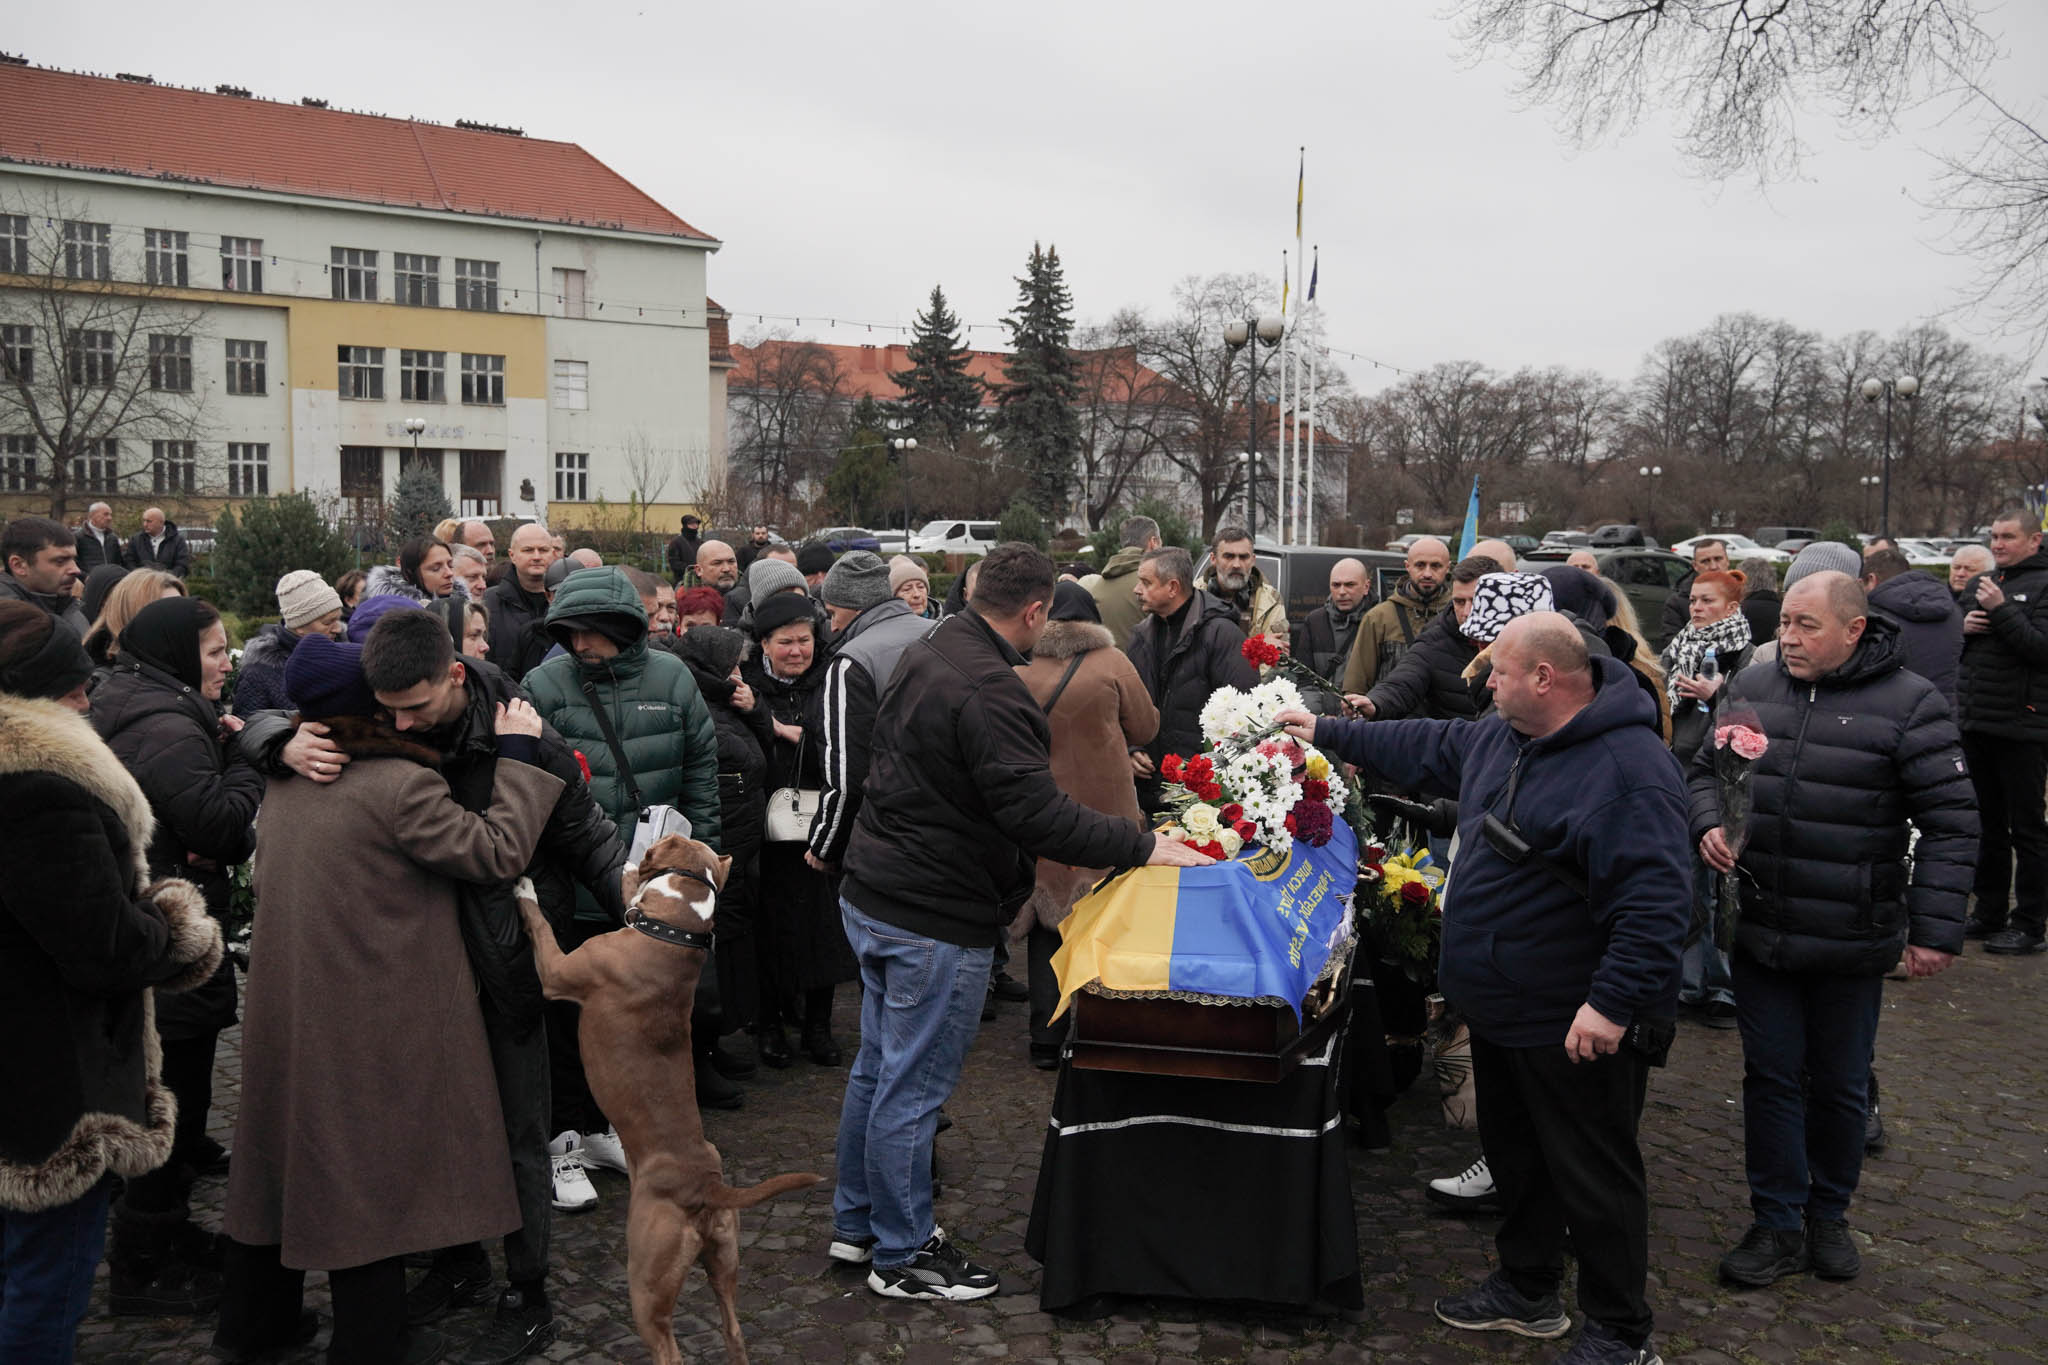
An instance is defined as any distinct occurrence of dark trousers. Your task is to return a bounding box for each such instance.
[121,1032,217,1214]
[1732,955,1883,1229]
[438,999,551,1287]
[1471,1036,1652,1346]
[219,1242,405,1364]
[1963,734,2048,935]
[545,921,610,1137]
[0,1175,110,1364]
[1025,923,1061,1049]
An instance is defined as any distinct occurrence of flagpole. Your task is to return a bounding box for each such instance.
[1277,251,1289,544]
[1305,351,1317,544]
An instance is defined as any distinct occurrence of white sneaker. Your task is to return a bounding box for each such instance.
[579,1127,630,1175]
[1426,1156,1501,1211]
[547,1132,597,1212]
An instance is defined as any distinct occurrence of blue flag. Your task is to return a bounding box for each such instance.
[1456,477,1481,560]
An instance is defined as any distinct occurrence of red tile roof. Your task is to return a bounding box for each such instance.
[0,64,713,241]
[732,340,1012,405]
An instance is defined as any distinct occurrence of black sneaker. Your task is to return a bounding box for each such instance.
[1807,1219,1861,1280]
[866,1232,1000,1300]
[1432,1270,1570,1338]
[1556,1318,1664,1364]
[1984,928,2047,955]
[991,971,1030,1002]
[455,1288,558,1364]
[1704,999,1738,1030]
[406,1262,493,1326]
[1719,1224,1808,1286]
[1864,1102,1886,1155]
[1963,917,2003,940]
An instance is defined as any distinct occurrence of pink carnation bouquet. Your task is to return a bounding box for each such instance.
[1711,717,1769,949]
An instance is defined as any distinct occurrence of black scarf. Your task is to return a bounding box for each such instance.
[117,596,211,690]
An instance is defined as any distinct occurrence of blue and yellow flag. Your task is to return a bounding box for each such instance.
[1456,476,1481,560]
[1052,821,1358,1024]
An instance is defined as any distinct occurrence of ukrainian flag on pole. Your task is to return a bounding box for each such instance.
[1456,477,1482,560]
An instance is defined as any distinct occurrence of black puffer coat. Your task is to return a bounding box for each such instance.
[1956,547,2048,742]
[1126,589,1257,763]
[1367,606,1481,722]
[90,659,266,1038]
[1869,569,1964,706]
[1688,616,1978,974]
[682,651,772,860]
[230,623,302,715]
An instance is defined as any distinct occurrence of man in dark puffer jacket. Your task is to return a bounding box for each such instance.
[1955,509,2048,953]
[1346,557,1490,722]
[1125,546,1256,808]
[1693,572,1974,1289]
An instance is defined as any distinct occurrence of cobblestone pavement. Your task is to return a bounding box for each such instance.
[78,946,2048,1364]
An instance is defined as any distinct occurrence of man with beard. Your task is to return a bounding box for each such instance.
[0,517,87,637]
[695,539,742,601]
[1196,526,1285,644]
[1343,536,1450,694]
[1292,557,1371,714]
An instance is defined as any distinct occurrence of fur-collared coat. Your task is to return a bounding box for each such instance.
[0,694,222,1212]
[223,717,562,1270]
[1010,619,1160,936]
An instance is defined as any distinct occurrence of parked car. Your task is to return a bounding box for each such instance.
[1589,524,1649,548]
[1191,543,1411,625]
[807,526,881,554]
[1669,532,1791,566]
[1754,525,1820,548]
[1502,534,1541,556]
[908,519,1002,556]
[1596,548,1695,650]
[1385,532,1429,553]
[1776,538,1814,556]
[1895,538,1950,564]
[1542,530,1592,548]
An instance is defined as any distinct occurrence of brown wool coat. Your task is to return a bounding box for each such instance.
[1010,620,1160,936]
[223,719,563,1270]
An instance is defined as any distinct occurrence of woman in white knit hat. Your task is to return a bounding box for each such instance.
[230,570,345,714]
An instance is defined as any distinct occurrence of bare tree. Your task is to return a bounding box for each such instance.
[619,430,677,531]
[1072,310,1191,530]
[1936,85,2048,357]
[1137,274,1269,538]
[727,332,847,525]
[0,195,212,520]
[1359,361,1538,517]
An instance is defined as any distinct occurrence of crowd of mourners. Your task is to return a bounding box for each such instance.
[0,497,2038,1365]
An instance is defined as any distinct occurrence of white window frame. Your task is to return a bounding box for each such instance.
[458,449,503,517]
[338,345,385,400]
[148,334,193,392]
[225,339,266,395]
[0,324,31,383]
[455,259,499,312]
[551,359,589,410]
[553,450,589,502]
[71,330,116,387]
[400,349,447,403]
[0,215,26,274]
[228,442,270,497]
[144,229,189,287]
[331,246,378,301]
[393,252,439,307]
[221,236,263,292]
[0,435,35,492]
[63,221,111,280]
[460,353,505,406]
[72,439,118,494]
[152,439,197,494]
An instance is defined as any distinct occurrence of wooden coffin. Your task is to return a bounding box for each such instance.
[1066,984,1347,1084]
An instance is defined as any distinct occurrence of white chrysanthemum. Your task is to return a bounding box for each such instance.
[1245,678,1306,727]
[1199,687,1254,745]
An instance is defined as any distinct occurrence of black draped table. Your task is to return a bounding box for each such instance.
[1024,998,1363,1315]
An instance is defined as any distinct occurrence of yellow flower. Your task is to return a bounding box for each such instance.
[1305,752,1332,781]
[1183,804,1221,839]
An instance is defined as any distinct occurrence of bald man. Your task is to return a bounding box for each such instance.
[1291,557,1371,712]
[695,539,740,594]
[1566,549,1600,574]
[1281,609,1688,1361]
[484,522,559,681]
[128,506,191,578]
[1342,536,1450,694]
[1694,571,1969,1286]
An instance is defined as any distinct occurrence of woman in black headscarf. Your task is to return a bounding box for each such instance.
[90,596,266,1312]
[79,562,130,628]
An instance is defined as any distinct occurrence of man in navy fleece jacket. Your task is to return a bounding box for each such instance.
[1281,612,1688,1365]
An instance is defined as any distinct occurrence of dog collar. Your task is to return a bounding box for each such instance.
[623,867,717,950]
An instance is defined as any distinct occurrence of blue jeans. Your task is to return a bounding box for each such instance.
[0,1175,112,1364]
[1679,858,1734,1007]
[1733,955,1883,1229]
[832,899,993,1268]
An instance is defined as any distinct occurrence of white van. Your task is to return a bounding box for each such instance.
[908,519,1001,556]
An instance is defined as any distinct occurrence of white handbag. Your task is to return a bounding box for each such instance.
[764,730,822,843]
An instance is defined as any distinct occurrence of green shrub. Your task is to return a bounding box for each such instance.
[388,462,453,544]
[1820,520,1864,549]
[210,495,356,617]
[998,496,1049,550]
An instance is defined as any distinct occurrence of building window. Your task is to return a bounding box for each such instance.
[340,445,384,527]
[460,353,504,406]
[72,439,118,494]
[64,221,111,280]
[393,253,439,307]
[0,435,35,492]
[1,215,26,274]
[225,339,266,395]
[148,335,193,392]
[228,442,269,496]
[338,345,384,400]
[455,259,498,312]
[144,229,188,287]
[152,439,197,493]
[0,325,31,383]
[553,451,588,502]
[553,267,586,319]
[459,450,503,517]
[331,247,378,301]
[70,331,116,387]
[551,359,589,410]
[400,349,446,403]
[221,237,263,292]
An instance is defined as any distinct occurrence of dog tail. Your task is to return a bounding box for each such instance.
[703,1172,823,1210]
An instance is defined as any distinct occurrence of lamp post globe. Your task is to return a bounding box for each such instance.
[1895,375,1919,399]
[1223,320,1250,349]
[1255,314,1284,345]
[1861,378,1884,402]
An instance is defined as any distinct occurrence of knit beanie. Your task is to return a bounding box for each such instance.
[796,543,836,578]
[822,550,892,611]
[747,556,808,604]
[284,632,377,720]
[888,555,930,592]
[0,604,92,700]
[276,569,344,629]
[1783,541,1862,591]
[678,624,748,678]
[750,591,818,640]
[1538,565,1616,633]
[345,595,424,645]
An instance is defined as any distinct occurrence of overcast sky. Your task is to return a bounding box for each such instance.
[16,1,2047,394]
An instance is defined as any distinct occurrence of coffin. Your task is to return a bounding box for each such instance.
[1066,966,1351,1083]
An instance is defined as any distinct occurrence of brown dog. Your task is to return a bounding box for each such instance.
[516,834,820,1365]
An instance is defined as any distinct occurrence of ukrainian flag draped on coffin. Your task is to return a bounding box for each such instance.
[1051,821,1357,1024]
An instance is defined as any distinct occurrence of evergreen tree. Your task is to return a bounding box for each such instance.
[994,244,1081,522]
[388,461,453,543]
[891,285,984,445]
[212,494,355,616]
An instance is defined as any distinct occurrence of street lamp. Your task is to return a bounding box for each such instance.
[1638,464,1662,531]
[1223,313,1285,540]
[1859,474,1881,529]
[1860,374,1919,537]
[891,436,917,549]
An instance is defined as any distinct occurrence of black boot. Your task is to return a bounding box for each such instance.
[802,987,843,1066]
[108,1204,225,1315]
[695,1050,746,1111]
[754,1023,793,1069]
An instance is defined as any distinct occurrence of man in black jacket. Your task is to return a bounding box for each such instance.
[362,611,629,1362]
[664,515,702,585]
[1291,556,1369,713]
[1125,546,1257,809]
[1957,509,2048,953]
[1695,572,1972,1287]
[128,508,192,578]
[486,524,557,682]
[1345,556,1490,722]
[1,516,87,637]
[1860,546,1962,705]
[829,544,1210,1301]
[74,502,130,573]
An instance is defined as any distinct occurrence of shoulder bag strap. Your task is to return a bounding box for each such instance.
[1396,602,1418,647]
[1040,654,1087,716]
[578,674,644,814]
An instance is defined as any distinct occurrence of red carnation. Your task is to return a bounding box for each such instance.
[1220,802,1244,824]
[1289,799,1334,846]
[1301,778,1330,802]
[1401,880,1430,905]
[1198,840,1227,860]
[1185,755,1214,780]
[1197,782,1224,803]
[1365,844,1387,862]
[573,749,593,783]
[1160,754,1184,782]
[1241,636,1283,669]
[1284,812,1298,834]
